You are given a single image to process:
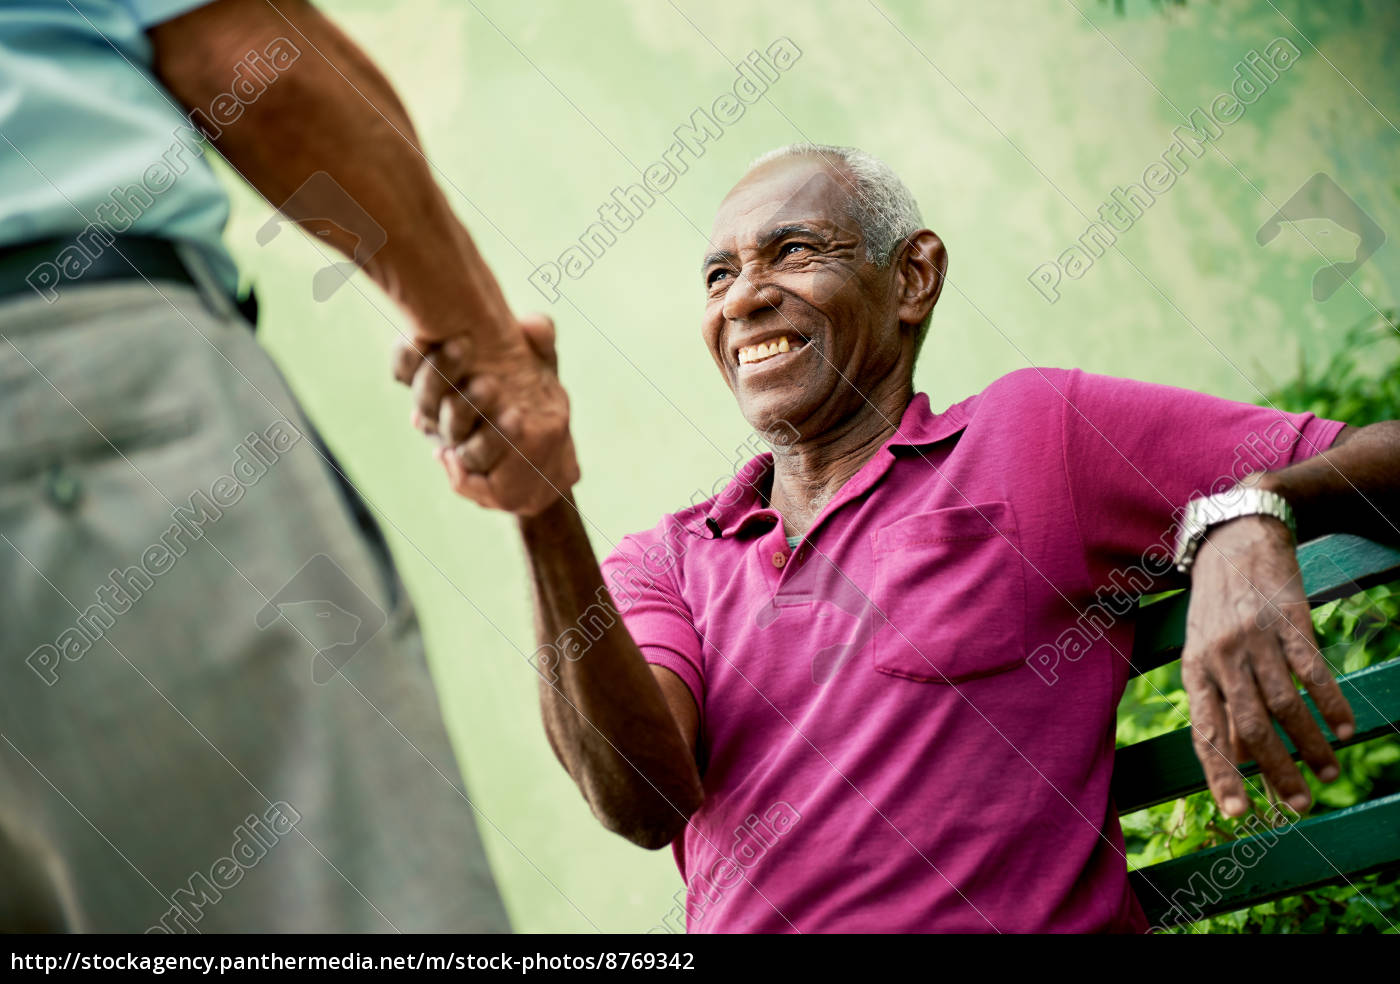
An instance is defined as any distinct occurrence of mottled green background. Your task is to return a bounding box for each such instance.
[213,0,1399,932]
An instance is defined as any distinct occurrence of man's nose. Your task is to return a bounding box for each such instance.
[722,270,782,323]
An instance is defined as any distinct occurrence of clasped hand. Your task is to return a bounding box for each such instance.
[393,313,579,516]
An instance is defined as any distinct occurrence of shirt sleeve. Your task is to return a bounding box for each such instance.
[118,0,215,29]
[600,533,706,713]
[1061,368,1346,591]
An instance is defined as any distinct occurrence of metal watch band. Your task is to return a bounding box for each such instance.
[1172,486,1297,574]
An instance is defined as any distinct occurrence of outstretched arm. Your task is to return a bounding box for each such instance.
[514,495,704,849]
[149,0,513,353]
[412,311,701,846]
[151,0,576,514]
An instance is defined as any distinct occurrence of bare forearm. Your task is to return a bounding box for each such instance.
[150,0,514,350]
[520,496,703,848]
[1258,421,1400,544]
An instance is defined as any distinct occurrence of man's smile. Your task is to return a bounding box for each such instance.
[733,332,811,370]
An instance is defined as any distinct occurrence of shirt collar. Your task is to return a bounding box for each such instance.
[700,391,976,539]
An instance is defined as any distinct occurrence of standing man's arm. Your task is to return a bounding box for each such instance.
[1184,419,1400,817]
[148,0,575,515]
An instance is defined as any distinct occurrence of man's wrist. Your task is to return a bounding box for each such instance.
[519,492,579,547]
[1173,482,1297,573]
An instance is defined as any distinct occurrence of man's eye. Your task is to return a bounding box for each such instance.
[781,242,811,256]
[707,269,733,287]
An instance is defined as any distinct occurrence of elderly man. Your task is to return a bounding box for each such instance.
[410,144,1399,933]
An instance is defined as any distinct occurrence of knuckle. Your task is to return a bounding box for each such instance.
[1307,660,1339,687]
[1192,724,1222,751]
[1234,715,1271,745]
[1262,686,1304,718]
[1180,655,1210,688]
[1208,624,1249,657]
[466,375,497,405]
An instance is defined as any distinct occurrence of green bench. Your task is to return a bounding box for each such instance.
[1120,533,1400,929]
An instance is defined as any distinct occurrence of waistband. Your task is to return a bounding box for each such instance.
[0,236,256,327]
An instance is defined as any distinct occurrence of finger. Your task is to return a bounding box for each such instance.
[392,338,431,386]
[1219,653,1312,815]
[1226,714,1248,766]
[437,446,500,509]
[438,393,484,445]
[1182,658,1249,817]
[442,374,504,451]
[412,354,454,431]
[1250,638,1338,786]
[412,336,473,428]
[518,313,558,370]
[463,372,501,417]
[452,417,514,475]
[1278,601,1356,744]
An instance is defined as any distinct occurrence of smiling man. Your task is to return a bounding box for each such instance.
[413,144,1400,933]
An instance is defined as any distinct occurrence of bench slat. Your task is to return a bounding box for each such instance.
[1130,534,1400,677]
[1114,656,1400,814]
[1130,790,1400,928]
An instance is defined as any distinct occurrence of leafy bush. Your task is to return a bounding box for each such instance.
[1118,313,1400,933]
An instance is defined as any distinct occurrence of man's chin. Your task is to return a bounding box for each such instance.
[736,391,812,446]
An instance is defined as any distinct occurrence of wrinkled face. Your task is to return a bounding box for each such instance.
[701,156,910,439]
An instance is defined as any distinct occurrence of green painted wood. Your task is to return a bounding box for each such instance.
[1114,657,1400,811]
[1131,791,1400,928]
[1114,656,1400,814]
[1130,534,1400,677]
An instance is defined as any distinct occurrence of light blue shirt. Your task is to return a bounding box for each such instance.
[0,0,237,291]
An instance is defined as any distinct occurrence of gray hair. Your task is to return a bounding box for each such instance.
[748,143,924,267]
[747,144,936,356]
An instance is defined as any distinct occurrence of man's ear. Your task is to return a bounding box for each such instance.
[896,230,948,327]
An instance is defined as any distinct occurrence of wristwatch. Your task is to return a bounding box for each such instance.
[1172,484,1297,574]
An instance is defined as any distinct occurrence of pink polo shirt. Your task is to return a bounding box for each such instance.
[601,368,1343,933]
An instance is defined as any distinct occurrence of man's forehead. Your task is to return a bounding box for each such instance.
[708,158,857,248]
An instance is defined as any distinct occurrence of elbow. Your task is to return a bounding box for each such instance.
[591,779,704,851]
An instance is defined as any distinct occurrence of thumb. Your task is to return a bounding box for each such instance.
[392,336,433,385]
[518,313,558,370]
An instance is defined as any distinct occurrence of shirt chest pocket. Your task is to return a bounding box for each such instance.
[870,501,1028,684]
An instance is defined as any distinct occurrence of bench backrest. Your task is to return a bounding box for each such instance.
[1120,534,1400,928]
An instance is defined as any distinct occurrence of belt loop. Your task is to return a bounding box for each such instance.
[173,241,240,323]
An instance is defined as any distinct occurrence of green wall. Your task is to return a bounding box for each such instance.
[214,0,1400,932]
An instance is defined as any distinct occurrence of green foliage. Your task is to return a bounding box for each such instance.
[1117,312,1400,933]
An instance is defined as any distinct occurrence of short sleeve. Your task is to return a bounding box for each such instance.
[600,534,706,712]
[118,0,215,29]
[1061,369,1345,589]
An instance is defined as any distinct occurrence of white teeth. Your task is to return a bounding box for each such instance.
[737,336,799,365]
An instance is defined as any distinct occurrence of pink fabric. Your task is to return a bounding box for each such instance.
[601,368,1344,933]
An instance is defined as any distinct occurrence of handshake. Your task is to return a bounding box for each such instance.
[392,314,579,516]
